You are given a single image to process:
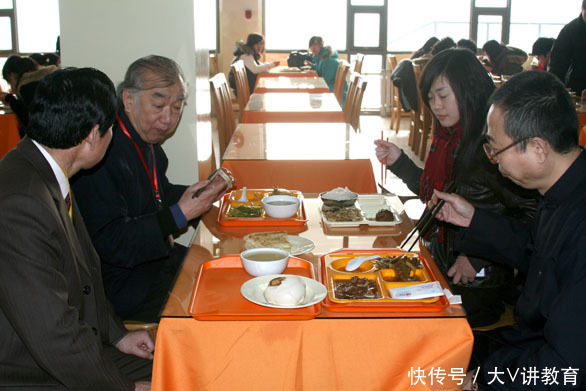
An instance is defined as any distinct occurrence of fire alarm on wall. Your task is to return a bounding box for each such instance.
[245,9,252,19]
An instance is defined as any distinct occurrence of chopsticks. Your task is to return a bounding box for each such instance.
[380,131,389,184]
[400,182,457,252]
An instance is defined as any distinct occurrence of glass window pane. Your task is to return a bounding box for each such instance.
[509,0,577,54]
[477,14,502,47]
[0,17,12,50]
[388,0,470,52]
[351,0,384,5]
[265,0,346,51]
[0,0,13,9]
[16,0,60,53]
[474,0,507,7]
[354,13,380,47]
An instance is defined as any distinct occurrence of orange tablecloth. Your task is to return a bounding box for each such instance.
[0,113,20,159]
[242,93,344,123]
[221,160,376,193]
[153,317,473,391]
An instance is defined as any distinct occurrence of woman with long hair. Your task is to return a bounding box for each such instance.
[375,48,538,327]
[229,33,279,95]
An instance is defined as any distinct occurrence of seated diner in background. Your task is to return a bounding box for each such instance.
[481,40,528,76]
[433,71,586,390]
[0,67,153,390]
[306,36,342,93]
[72,55,232,323]
[0,55,57,138]
[229,33,280,95]
[375,48,539,328]
[530,37,555,71]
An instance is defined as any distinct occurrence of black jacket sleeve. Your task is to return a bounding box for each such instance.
[388,150,423,196]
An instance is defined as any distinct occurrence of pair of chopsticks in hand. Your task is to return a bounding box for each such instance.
[380,131,389,184]
[400,182,457,252]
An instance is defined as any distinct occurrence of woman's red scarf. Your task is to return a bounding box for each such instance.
[419,122,463,241]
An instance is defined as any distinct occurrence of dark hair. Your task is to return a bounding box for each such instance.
[482,40,504,62]
[489,71,578,154]
[27,68,117,149]
[308,36,324,47]
[2,55,38,81]
[431,37,456,56]
[420,48,496,170]
[246,33,264,48]
[117,55,186,107]
[531,37,555,56]
[457,39,477,54]
[29,53,60,67]
[411,37,439,59]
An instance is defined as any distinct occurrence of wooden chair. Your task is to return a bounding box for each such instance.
[210,73,236,159]
[344,72,367,131]
[408,65,422,152]
[333,60,350,106]
[230,60,250,120]
[413,64,433,160]
[353,53,365,74]
[387,54,405,133]
[343,72,359,125]
[209,53,219,76]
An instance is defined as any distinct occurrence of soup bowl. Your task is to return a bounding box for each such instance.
[262,195,300,218]
[240,248,290,276]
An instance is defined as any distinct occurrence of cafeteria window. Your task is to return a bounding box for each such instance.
[0,0,60,56]
[264,0,347,51]
[387,0,470,52]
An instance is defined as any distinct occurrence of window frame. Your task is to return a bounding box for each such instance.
[0,4,18,56]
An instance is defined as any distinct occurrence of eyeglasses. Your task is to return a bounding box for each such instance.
[483,137,531,164]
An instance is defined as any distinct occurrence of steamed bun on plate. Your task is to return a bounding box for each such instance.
[264,276,306,306]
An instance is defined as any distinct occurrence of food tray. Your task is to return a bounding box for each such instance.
[319,249,449,312]
[188,256,321,320]
[320,195,402,227]
[217,189,307,226]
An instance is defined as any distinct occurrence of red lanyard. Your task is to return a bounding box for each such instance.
[117,116,162,206]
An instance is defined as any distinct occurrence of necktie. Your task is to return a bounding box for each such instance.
[64,192,72,221]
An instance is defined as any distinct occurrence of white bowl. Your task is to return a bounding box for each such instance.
[262,195,300,218]
[240,248,290,277]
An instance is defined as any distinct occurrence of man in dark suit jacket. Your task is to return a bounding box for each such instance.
[0,68,152,390]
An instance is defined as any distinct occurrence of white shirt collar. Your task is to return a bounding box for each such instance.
[31,139,70,200]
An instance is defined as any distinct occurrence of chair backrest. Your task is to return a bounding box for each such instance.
[350,76,367,131]
[344,72,367,130]
[387,54,398,70]
[209,53,219,75]
[334,60,350,106]
[230,60,250,118]
[353,53,365,74]
[344,72,360,124]
[210,72,236,158]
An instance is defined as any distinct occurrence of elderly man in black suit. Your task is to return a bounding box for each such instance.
[0,68,152,390]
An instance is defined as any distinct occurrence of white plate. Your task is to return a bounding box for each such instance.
[240,274,327,309]
[244,235,315,256]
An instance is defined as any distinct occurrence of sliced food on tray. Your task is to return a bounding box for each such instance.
[319,189,401,226]
[244,231,292,252]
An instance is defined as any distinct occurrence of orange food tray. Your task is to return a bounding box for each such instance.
[188,256,321,320]
[217,189,307,226]
[319,249,449,312]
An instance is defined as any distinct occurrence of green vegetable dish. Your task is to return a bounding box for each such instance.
[229,205,262,218]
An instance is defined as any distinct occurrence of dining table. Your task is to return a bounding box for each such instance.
[254,76,330,94]
[577,107,586,146]
[257,65,318,79]
[0,111,20,159]
[241,92,344,123]
[220,122,376,193]
[151,194,474,391]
